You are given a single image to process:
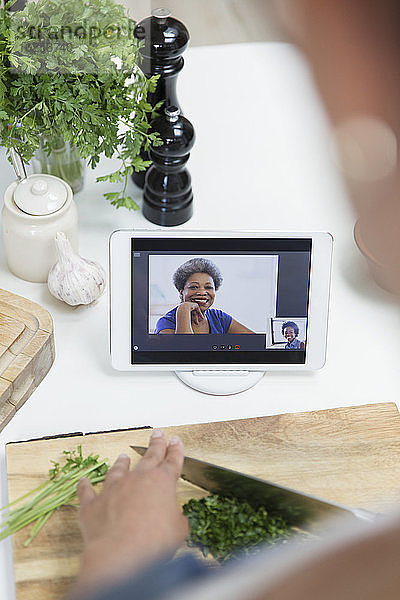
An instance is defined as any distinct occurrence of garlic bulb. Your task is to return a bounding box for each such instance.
[48,232,106,306]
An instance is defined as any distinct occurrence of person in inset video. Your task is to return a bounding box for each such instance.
[282,321,305,350]
[154,258,255,334]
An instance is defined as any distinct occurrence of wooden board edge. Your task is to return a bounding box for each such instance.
[0,302,39,333]
[0,289,53,333]
[5,401,399,450]
[5,425,152,447]
[5,402,399,448]
[0,401,16,432]
[0,331,55,433]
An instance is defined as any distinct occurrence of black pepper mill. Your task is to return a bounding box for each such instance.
[143,106,195,226]
[132,7,190,188]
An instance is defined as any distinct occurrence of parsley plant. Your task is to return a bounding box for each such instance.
[0,0,162,210]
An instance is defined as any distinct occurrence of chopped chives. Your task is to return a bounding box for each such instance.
[1,446,109,546]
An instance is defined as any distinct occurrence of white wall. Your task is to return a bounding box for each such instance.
[149,254,278,333]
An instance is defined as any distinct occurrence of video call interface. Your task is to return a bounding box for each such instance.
[131,238,311,365]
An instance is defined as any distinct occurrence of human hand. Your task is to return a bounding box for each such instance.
[72,431,189,596]
[178,301,204,325]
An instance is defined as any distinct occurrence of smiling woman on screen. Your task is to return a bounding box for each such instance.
[154,258,255,334]
[282,321,305,350]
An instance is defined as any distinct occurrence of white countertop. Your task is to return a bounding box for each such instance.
[0,42,399,599]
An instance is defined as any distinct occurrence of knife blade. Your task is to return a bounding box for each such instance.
[130,445,377,532]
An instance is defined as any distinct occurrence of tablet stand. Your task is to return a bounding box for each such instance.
[175,370,265,395]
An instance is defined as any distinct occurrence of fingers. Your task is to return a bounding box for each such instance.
[77,477,96,507]
[163,436,184,480]
[190,307,204,325]
[190,305,199,325]
[139,429,168,469]
[104,453,131,488]
[190,303,203,316]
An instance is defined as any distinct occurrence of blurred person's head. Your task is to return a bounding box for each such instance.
[275,0,400,297]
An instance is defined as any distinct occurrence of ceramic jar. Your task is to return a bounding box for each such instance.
[2,173,78,283]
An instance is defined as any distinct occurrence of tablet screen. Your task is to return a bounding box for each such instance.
[130,237,311,365]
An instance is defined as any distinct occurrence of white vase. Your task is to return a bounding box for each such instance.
[31,139,85,194]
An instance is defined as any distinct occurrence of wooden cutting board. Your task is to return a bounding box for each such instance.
[6,402,400,600]
[0,289,55,432]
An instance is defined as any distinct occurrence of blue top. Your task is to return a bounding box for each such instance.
[154,307,233,334]
[285,338,304,350]
[82,554,209,600]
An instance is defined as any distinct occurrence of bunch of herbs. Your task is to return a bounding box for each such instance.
[0,0,162,210]
[0,446,109,546]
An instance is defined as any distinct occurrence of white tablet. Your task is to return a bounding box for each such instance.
[109,230,333,394]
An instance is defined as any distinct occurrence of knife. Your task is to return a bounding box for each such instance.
[130,445,377,532]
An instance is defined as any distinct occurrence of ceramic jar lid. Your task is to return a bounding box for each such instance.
[13,174,68,216]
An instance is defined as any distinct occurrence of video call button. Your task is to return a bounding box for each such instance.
[219,345,226,350]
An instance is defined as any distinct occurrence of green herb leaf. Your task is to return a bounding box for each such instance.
[183,495,292,563]
[105,192,139,210]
